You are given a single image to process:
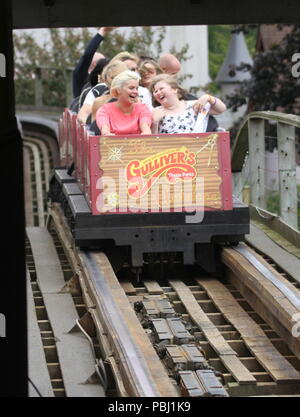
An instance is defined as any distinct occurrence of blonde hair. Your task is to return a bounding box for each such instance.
[110,70,140,97]
[110,51,139,64]
[101,60,127,87]
[150,73,185,100]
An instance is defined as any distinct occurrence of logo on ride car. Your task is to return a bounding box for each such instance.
[126,146,197,198]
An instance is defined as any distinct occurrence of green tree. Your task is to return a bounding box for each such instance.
[100,26,166,59]
[225,24,300,114]
[208,25,232,81]
[207,24,257,93]
[13,28,91,106]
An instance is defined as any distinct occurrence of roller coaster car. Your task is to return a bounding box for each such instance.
[49,109,249,273]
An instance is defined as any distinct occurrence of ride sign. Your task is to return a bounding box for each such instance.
[85,132,232,214]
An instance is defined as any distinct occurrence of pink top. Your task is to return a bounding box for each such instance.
[96,102,152,135]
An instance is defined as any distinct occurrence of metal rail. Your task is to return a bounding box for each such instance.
[234,244,300,310]
[80,251,159,397]
[23,135,56,226]
[49,204,179,397]
[222,242,300,362]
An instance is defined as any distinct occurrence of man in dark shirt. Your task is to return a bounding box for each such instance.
[72,26,115,98]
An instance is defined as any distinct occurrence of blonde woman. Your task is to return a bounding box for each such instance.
[110,51,153,110]
[96,70,152,135]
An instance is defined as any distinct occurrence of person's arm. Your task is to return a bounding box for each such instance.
[77,87,101,123]
[91,95,109,121]
[100,124,114,135]
[139,104,152,135]
[77,103,92,124]
[140,123,152,135]
[192,94,226,115]
[151,107,163,134]
[72,27,114,97]
[96,105,114,135]
[73,31,103,98]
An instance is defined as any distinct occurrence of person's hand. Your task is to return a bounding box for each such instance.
[140,123,152,135]
[193,94,211,114]
[98,27,116,36]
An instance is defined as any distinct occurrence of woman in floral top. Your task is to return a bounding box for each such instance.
[150,74,226,134]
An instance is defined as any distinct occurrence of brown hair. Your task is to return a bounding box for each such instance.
[150,73,185,100]
[139,60,162,77]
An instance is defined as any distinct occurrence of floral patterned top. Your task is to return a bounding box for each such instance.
[158,103,198,134]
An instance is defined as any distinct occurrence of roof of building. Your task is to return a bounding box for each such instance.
[216,31,253,84]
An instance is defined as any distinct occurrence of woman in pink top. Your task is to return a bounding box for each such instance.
[96,70,152,135]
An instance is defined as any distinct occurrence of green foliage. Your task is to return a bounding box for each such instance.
[226,24,300,114]
[14,28,91,106]
[208,25,257,81]
[105,27,166,59]
[266,186,300,229]
[244,26,258,57]
[266,191,280,215]
[208,25,231,81]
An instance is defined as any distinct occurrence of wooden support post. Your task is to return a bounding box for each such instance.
[248,118,266,208]
[232,171,243,198]
[242,185,250,204]
[277,122,297,229]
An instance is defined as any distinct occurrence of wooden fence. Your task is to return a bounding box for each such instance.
[231,111,300,229]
